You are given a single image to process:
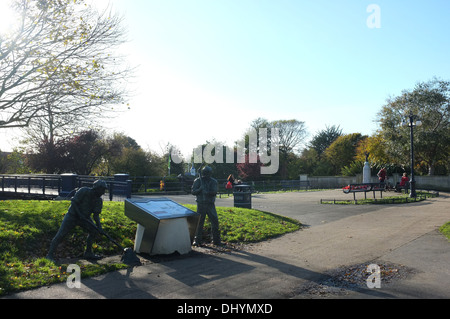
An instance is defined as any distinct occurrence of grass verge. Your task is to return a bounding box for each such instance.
[439,222,450,241]
[0,200,300,296]
[184,204,301,243]
[321,191,438,205]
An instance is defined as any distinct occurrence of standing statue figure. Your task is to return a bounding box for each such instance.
[363,152,371,184]
[46,180,108,262]
[191,166,222,246]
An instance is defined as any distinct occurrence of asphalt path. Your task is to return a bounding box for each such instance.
[165,190,392,226]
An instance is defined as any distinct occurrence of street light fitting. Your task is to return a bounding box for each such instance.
[400,114,422,127]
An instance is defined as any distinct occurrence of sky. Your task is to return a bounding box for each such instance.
[1,0,450,159]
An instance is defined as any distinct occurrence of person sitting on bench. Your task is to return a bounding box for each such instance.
[395,173,410,192]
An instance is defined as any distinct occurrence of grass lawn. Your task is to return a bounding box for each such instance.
[0,200,301,296]
[440,222,450,241]
[321,191,438,205]
[184,204,301,243]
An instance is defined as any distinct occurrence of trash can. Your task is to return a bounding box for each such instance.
[60,173,77,198]
[233,185,252,209]
[114,174,130,196]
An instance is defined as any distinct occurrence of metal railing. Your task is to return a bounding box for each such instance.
[0,174,61,198]
[0,174,132,201]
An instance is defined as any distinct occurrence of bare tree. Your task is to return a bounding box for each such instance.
[0,0,132,131]
[271,119,307,154]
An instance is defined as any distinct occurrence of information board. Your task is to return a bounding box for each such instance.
[126,198,197,220]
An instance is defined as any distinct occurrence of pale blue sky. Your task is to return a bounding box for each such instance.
[2,1,450,158]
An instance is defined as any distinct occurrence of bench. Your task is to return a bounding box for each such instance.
[395,182,410,194]
[343,183,385,200]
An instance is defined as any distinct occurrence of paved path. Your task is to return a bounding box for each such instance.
[4,190,450,299]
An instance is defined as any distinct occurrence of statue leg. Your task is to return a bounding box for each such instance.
[193,203,207,246]
[79,219,101,259]
[46,214,76,261]
[207,204,221,245]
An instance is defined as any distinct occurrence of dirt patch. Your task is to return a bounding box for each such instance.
[293,261,417,298]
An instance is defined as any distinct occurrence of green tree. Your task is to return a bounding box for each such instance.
[297,148,320,175]
[99,133,161,176]
[324,133,366,175]
[377,78,450,175]
[3,149,31,174]
[309,125,343,159]
[297,126,342,176]
[341,134,394,176]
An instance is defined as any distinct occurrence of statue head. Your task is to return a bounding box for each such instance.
[201,166,213,178]
[92,179,108,196]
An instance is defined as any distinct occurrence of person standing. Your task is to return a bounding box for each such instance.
[377,167,387,183]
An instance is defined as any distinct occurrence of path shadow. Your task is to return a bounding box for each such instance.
[80,265,156,299]
[139,245,397,299]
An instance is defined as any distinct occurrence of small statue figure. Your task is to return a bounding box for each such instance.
[191,166,222,246]
[46,180,108,262]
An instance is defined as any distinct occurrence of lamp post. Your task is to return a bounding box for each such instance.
[401,112,422,198]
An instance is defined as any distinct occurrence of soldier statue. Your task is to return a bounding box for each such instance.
[46,180,108,261]
[191,166,222,246]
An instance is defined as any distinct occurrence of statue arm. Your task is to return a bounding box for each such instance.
[92,213,102,231]
[92,198,103,230]
[207,180,218,196]
[191,178,203,195]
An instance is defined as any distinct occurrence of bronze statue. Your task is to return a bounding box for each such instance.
[191,166,222,246]
[46,180,108,262]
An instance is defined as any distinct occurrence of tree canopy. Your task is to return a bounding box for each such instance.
[377,78,450,175]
